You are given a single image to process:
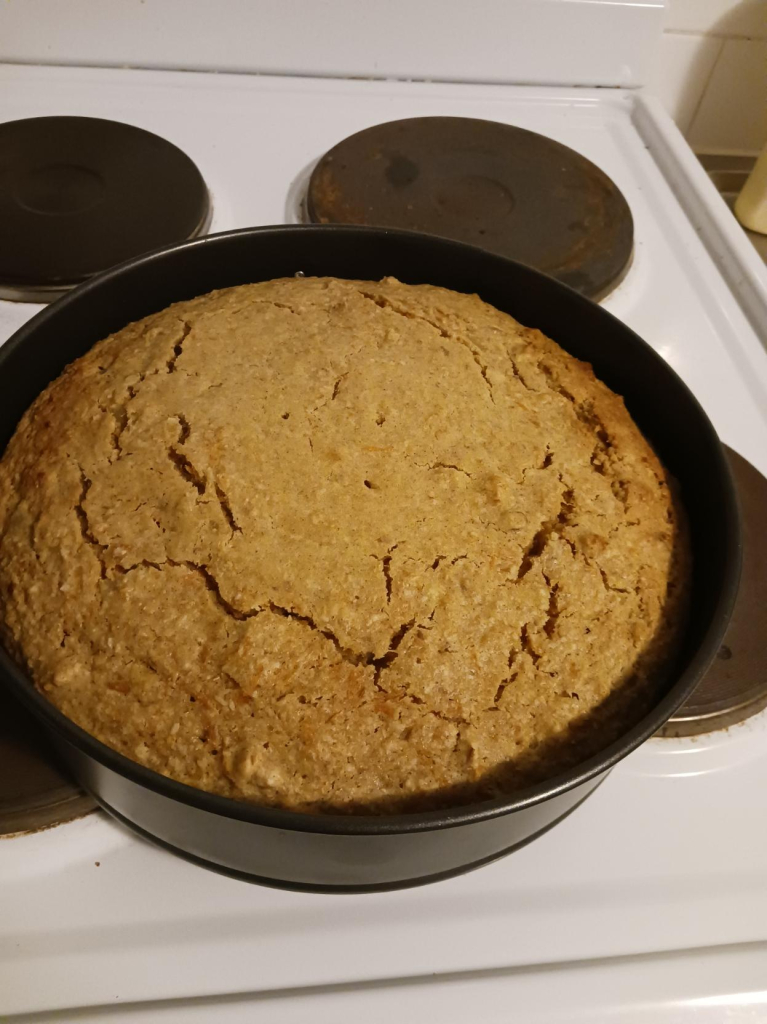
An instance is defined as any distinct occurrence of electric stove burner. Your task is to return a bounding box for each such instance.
[306,116,634,301]
[0,688,95,836]
[0,116,211,303]
[660,447,767,738]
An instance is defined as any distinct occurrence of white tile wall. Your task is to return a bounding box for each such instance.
[688,37,767,153]
[652,32,724,134]
[663,0,766,39]
[650,0,767,153]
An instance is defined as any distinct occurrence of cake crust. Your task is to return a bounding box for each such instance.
[0,278,687,812]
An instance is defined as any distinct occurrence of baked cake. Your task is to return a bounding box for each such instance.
[0,277,688,812]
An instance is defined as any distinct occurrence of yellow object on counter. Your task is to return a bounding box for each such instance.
[735,145,767,236]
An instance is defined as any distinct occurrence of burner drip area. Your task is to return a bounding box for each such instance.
[0,116,210,302]
[0,689,95,836]
[660,447,767,737]
[306,116,634,300]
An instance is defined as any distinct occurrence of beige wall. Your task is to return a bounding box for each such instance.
[649,0,766,154]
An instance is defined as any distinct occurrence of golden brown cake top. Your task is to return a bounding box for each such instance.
[0,277,686,812]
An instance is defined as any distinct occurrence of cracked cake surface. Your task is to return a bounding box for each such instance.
[0,277,687,813]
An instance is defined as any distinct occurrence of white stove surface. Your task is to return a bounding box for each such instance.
[1,63,767,1021]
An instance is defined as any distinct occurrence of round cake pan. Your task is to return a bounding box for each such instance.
[0,226,741,892]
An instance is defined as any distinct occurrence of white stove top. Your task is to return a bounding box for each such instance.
[1,62,767,1021]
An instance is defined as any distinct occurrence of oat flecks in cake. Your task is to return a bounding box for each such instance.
[0,277,687,813]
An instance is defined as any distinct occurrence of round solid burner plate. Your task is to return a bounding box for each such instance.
[307,116,634,300]
[660,446,767,737]
[0,116,211,302]
[0,687,95,836]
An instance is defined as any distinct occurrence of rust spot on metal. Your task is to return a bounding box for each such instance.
[306,116,633,301]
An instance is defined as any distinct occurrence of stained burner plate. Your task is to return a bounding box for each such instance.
[307,116,634,300]
[660,446,766,737]
[0,116,211,302]
[0,688,95,837]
